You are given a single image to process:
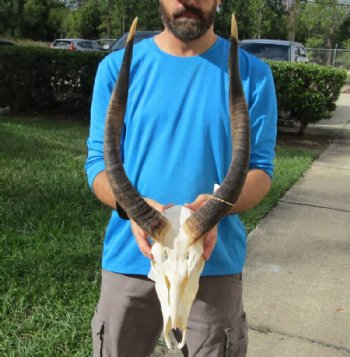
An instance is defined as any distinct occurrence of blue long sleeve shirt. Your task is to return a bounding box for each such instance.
[85,36,277,275]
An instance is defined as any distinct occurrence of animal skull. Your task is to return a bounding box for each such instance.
[150,206,205,349]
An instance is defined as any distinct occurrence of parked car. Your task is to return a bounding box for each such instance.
[50,39,102,51]
[239,39,308,63]
[240,39,309,123]
[108,31,160,51]
[0,38,15,46]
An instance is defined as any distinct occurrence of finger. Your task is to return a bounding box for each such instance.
[131,221,153,259]
[202,229,217,261]
[136,235,153,259]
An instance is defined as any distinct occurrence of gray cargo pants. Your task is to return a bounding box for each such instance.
[92,270,248,357]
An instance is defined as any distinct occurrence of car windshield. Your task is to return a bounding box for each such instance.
[110,32,158,51]
[240,43,290,61]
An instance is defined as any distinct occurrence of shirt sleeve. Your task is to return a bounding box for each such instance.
[84,56,119,190]
[247,60,277,179]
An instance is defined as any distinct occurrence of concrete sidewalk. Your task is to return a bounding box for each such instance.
[244,91,350,356]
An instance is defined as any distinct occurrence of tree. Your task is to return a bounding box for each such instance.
[0,0,13,34]
[268,0,292,14]
[247,0,288,39]
[48,5,70,39]
[0,0,68,40]
[215,0,287,39]
[297,0,349,63]
[77,0,101,38]
[97,0,125,39]
[23,0,52,40]
[135,0,163,31]
[62,10,80,37]
[336,12,350,46]
[337,39,350,67]
[0,0,25,37]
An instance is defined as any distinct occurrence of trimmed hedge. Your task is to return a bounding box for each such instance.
[0,46,105,114]
[0,46,347,133]
[269,61,347,134]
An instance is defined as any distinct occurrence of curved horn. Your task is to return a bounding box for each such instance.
[104,17,170,242]
[183,14,250,243]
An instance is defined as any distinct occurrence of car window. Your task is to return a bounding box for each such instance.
[91,42,101,50]
[298,46,307,58]
[79,41,92,49]
[294,46,300,58]
[111,34,127,51]
[240,43,290,61]
[53,40,71,48]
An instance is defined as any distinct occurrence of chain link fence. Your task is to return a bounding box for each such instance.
[307,48,350,69]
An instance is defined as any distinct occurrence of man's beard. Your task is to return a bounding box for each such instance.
[159,2,216,41]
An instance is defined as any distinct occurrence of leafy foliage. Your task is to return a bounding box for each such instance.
[297,0,349,49]
[215,0,288,39]
[0,0,69,40]
[0,45,105,114]
[75,0,101,38]
[269,61,347,134]
[337,13,350,47]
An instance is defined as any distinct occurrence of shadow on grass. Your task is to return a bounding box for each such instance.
[0,122,86,161]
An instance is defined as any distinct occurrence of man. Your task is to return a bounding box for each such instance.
[85,0,277,356]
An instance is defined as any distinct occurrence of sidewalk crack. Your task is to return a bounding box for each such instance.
[279,199,350,213]
[313,164,350,171]
[249,325,350,354]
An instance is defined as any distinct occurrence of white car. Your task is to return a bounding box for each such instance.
[240,39,309,63]
[50,39,102,51]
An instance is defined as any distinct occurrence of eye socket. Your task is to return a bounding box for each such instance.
[162,250,168,260]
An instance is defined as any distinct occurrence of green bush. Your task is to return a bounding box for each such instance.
[269,61,347,135]
[0,46,105,114]
[0,46,347,133]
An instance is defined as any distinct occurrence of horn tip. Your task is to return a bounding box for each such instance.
[231,13,238,41]
[126,17,138,43]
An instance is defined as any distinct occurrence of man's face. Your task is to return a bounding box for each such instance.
[159,0,218,41]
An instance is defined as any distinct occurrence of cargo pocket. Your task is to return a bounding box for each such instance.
[91,313,106,357]
[224,313,248,357]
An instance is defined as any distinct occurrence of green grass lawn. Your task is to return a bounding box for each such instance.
[0,116,325,356]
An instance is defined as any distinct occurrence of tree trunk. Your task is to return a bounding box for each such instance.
[326,4,336,65]
[297,121,308,136]
[287,1,300,41]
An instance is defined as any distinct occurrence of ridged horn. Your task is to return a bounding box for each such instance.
[183,14,250,243]
[104,17,170,242]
